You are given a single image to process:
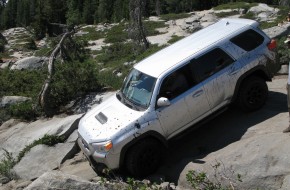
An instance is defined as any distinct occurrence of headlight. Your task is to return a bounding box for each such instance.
[92,140,113,153]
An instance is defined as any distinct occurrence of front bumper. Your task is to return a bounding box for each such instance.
[77,136,120,170]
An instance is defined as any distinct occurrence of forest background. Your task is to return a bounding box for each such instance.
[0,0,286,39]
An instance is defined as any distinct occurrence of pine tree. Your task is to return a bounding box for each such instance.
[82,0,94,24]
[67,0,83,25]
[98,0,114,23]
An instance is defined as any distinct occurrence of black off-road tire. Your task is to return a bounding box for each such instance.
[237,76,268,112]
[125,138,163,177]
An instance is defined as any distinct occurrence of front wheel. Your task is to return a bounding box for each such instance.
[125,139,163,177]
[237,76,268,112]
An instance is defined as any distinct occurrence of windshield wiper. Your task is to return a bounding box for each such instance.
[117,91,140,111]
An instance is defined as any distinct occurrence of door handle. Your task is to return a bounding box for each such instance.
[192,90,203,98]
[229,67,239,75]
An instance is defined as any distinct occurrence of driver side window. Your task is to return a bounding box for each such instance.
[159,66,193,100]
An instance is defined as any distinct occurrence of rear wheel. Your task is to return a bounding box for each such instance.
[237,76,268,112]
[125,139,163,177]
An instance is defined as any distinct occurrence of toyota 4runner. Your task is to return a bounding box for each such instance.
[78,18,279,177]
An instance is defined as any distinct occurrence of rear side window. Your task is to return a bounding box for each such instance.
[192,48,234,81]
[230,29,264,51]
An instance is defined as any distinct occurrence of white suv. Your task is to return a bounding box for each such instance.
[78,18,279,177]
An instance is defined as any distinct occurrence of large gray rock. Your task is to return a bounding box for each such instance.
[248,3,278,14]
[0,114,82,160]
[277,64,289,75]
[0,96,31,108]
[13,142,77,180]
[10,56,48,70]
[281,175,290,190]
[179,134,290,189]
[59,152,97,181]
[263,22,290,38]
[176,78,290,190]
[247,4,279,22]
[24,171,109,190]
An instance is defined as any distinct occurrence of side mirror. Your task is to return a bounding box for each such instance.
[157,97,170,107]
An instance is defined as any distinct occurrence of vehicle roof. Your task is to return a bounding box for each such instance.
[134,18,259,78]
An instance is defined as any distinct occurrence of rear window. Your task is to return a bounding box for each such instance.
[230,29,264,51]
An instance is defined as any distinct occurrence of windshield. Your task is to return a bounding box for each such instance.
[121,69,156,108]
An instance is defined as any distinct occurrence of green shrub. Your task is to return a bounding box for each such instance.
[160,13,190,21]
[187,170,222,190]
[0,69,47,98]
[97,71,124,90]
[0,109,10,126]
[49,60,101,108]
[186,162,242,190]
[278,36,290,65]
[0,39,5,52]
[7,101,41,121]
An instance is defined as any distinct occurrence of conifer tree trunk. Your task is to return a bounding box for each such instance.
[155,0,160,16]
[129,0,149,50]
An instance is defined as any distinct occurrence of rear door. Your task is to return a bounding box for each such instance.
[191,48,236,112]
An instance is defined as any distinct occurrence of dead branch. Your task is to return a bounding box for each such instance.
[38,30,75,116]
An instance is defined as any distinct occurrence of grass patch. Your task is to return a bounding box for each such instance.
[213,2,258,11]
[0,149,17,180]
[215,10,239,18]
[34,47,52,56]
[168,35,184,44]
[186,162,242,190]
[135,44,166,62]
[17,134,65,162]
[259,21,278,29]
[144,21,167,36]
[95,42,166,89]
[96,42,135,65]
[104,23,128,43]
[77,26,105,41]
[0,134,64,181]
[160,13,191,21]
[240,12,255,20]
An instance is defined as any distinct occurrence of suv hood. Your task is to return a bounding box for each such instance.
[78,94,145,143]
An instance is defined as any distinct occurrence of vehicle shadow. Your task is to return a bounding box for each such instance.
[155,90,288,183]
